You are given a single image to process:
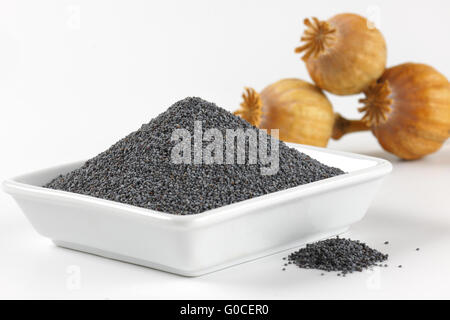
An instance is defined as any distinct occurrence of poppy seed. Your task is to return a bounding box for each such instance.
[286,237,388,274]
[44,97,344,215]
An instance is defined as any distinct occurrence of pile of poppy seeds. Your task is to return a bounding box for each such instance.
[45,97,393,275]
[45,97,344,215]
[283,237,389,276]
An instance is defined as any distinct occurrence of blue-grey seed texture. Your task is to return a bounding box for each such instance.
[44,97,344,215]
[287,237,388,274]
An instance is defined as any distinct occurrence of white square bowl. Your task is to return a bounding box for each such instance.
[3,144,392,276]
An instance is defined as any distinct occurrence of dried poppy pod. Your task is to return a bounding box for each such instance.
[295,13,387,95]
[333,63,450,160]
[234,79,334,147]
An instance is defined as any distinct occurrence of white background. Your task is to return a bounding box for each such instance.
[1,0,449,299]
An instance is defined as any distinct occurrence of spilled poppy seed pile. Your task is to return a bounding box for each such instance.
[283,237,389,275]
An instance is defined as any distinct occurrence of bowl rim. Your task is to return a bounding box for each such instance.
[2,144,392,227]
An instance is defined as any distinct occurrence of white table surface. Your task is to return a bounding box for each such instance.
[1,133,449,300]
[1,0,450,300]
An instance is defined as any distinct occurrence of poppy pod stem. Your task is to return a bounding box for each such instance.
[332,113,370,140]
